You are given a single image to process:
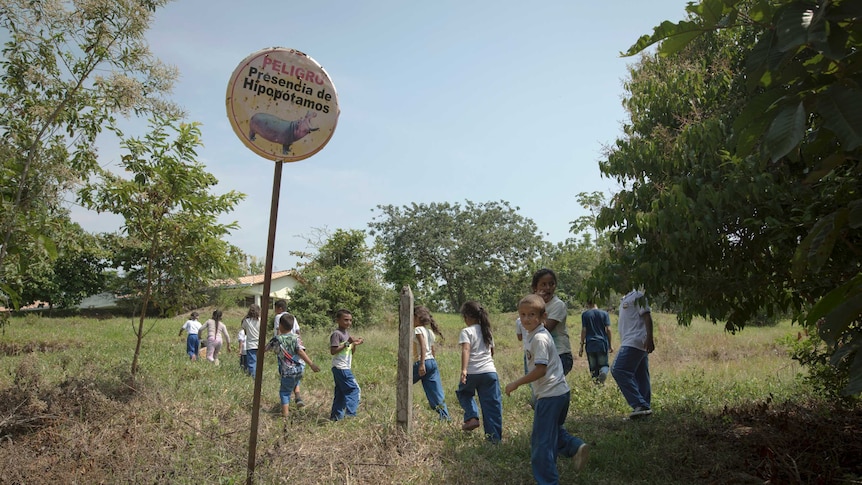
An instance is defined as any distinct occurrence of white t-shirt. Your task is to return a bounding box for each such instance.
[241,317,260,350]
[524,325,570,399]
[237,329,247,355]
[458,324,496,374]
[546,295,571,355]
[413,326,435,361]
[618,290,651,350]
[273,311,301,336]
[182,319,202,336]
[330,328,353,370]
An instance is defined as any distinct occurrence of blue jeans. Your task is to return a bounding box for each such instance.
[279,373,302,405]
[532,391,585,485]
[612,345,651,410]
[559,352,573,375]
[456,372,503,442]
[330,368,361,420]
[246,348,258,376]
[587,351,610,382]
[186,334,199,359]
[413,359,450,420]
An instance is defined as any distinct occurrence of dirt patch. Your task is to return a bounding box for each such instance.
[0,341,76,356]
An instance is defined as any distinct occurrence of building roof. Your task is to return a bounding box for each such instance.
[215,269,305,288]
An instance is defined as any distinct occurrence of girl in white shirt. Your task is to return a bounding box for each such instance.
[455,301,502,443]
[413,306,450,420]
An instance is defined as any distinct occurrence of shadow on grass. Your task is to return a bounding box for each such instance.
[573,399,862,485]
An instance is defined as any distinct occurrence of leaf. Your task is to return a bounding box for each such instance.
[775,3,814,52]
[805,209,847,274]
[791,225,813,279]
[658,30,704,57]
[764,101,806,162]
[806,273,862,328]
[804,152,846,183]
[732,88,784,156]
[624,20,706,57]
[816,84,862,151]
[841,348,862,396]
[820,290,862,346]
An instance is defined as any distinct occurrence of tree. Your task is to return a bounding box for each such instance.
[369,200,547,311]
[288,229,385,329]
[596,0,862,394]
[79,116,245,376]
[19,226,108,309]
[0,0,179,308]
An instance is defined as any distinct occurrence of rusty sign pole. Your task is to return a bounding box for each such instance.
[226,47,339,484]
[246,161,282,484]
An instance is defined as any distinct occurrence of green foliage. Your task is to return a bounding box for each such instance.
[369,200,547,311]
[289,229,385,329]
[602,0,862,394]
[79,116,245,375]
[18,227,109,309]
[80,117,245,316]
[0,0,179,307]
[782,325,858,404]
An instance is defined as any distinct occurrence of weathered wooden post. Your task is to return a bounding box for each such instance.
[396,285,414,432]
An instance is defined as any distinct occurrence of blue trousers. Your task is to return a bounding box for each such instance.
[413,359,450,420]
[612,345,651,410]
[559,352,573,375]
[456,372,503,442]
[532,391,585,485]
[279,373,302,405]
[246,348,258,376]
[330,368,361,420]
[587,351,610,382]
[185,334,199,359]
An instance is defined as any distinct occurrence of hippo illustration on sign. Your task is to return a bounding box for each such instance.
[248,111,319,155]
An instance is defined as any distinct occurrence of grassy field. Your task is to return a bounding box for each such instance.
[0,307,858,484]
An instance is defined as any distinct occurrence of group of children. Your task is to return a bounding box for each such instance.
[179,301,357,420]
[179,309,232,364]
[177,268,593,483]
[410,268,590,484]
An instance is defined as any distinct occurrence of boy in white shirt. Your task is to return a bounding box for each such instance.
[505,294,590,483]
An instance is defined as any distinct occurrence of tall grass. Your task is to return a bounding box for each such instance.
[0,308,818,484]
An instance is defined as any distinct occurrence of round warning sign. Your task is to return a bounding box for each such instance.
[226,48,339,162]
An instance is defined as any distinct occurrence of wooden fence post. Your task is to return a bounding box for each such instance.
[396,285,414,432]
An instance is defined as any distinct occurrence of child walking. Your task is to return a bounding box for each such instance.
[202,310,231,365]
[413,306,450,420]
[329,309,364,421]
[505,294,590,484]
[178,311,202,361]
[241,303,261,376]
[238,328,247,370]
[456,301,503,443]
[273,300,305,406]
[266,312,320,418]
[532,268,573,375]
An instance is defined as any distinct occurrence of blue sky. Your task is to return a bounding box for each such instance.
[71,1,690,271]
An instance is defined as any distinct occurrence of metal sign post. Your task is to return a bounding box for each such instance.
[225,47,339,484]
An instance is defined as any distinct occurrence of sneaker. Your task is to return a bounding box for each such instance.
[629,406,653,419]
[295,398,305,408]
[573,443,590,471]
[461,418,480,431]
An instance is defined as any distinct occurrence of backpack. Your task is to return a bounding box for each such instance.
[270,334,304,377]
